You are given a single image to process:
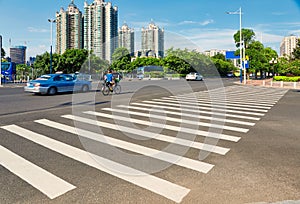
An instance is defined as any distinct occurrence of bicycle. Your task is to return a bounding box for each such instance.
[101,81,121,96]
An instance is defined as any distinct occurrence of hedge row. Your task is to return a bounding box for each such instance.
[273,76,300,82]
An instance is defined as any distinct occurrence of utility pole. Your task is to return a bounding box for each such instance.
[0,35,2,86]
[48,19,56,74]
[227,7,245,84]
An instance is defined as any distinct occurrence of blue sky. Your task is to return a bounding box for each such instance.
[1,0,300,59]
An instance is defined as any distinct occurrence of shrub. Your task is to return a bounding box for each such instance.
[273,76,300,82]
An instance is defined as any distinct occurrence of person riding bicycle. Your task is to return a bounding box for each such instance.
[104,69,114,91]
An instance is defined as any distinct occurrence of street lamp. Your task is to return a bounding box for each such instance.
[0,35,2,86]
[227,7,246,84]
[269,57,278,77]
[48,18,56,74]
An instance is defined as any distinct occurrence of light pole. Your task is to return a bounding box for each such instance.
[269,58,277,77]
[0,35,2,86]
[48,19,56,74]
[227,7,246,84]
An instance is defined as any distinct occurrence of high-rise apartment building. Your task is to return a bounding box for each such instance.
[280,35,298,58]
[141,22,164,58]
[55,0,83,54]
[84,0,118,62]
[118,23,134,55]
[10,46,27,64]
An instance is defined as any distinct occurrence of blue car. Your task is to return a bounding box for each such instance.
[24,73,92,95]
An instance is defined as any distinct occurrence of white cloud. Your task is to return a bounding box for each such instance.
[28,27,49,33]
[199,19,214,26]
[27,44,48,58]
[178,19,214,26]
[163,28,236,52]
[178,20,197,25]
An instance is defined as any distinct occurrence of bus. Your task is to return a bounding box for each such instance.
[136,66,164,79]
[1,62,16,82]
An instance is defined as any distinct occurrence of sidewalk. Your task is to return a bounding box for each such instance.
[0,82,26,88]
[237,79,300,89]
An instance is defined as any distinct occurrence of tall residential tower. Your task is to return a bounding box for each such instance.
[280,35,298,58]
[141,22,164,58]
[84,0,118,62]
[118,23,134,55]
[10,46,27,64]
[55,0,83,54]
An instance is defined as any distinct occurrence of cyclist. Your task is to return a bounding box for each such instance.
[104,69,114,91]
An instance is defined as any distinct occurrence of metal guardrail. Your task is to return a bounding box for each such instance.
[246,79,300,89]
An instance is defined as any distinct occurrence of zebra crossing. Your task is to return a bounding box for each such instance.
[0,85,288,203]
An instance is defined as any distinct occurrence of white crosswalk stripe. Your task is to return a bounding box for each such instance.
[130,102,262,121]
[0,145,76,199]
[152,98,269,112]
[36,118,215,174]
[117,105,256,126]
[59,114,230,155]
[1,124,190,203]
[141,100,266,116]
[164,96,274,109]
[84,111,241,142]
[101,107,249,133]
[0,85,289,203]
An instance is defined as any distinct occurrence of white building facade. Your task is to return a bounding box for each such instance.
[280,35,298,58]
[118,23,134,55]
[55,0,83,54]
[141,22,164,58]
[83,0,118,62]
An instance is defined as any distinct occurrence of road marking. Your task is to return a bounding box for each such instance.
[36,118,214,174]
[193,96,277,104]
[102,107,249,133]
[2,124,190,203]
[84,111,241,142]
[152,98,269,113]
[157,97,272,112]
[141,101,265,116]
[118,105,255,126]
[165,96,274,109]
[199,92,285,102]
[0,144,76,199]
[60,114,230,155]
[131,102,261,121]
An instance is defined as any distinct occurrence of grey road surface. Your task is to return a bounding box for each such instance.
[0,79,299,204]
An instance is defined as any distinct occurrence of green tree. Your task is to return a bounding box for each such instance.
[161,55,191,74]
[245,41,267,78]
[16,64,31,80]
[57,49,88,73]
[233,28,255,48]
[111,47,131,71]
[81,53,109,78]
[128,57,161,72]
[33,52,60,75]
[292,40,300,60]
[263,47,278,76]
[211,54,237,77]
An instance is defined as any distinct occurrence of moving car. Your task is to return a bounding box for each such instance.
[24,73,91,95]
[185,72,203,81]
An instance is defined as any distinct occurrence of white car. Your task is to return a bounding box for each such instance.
[185,72,203,81]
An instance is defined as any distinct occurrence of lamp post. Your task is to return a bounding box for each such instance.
[48,19,56,74]
[227,7,246,84]
[0,35,2,86]
[269,57,277,77]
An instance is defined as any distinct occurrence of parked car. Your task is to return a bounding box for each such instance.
[185,72,203,81]
[24,73,92,95]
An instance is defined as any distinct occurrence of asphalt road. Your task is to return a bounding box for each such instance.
[0,78,299,204]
